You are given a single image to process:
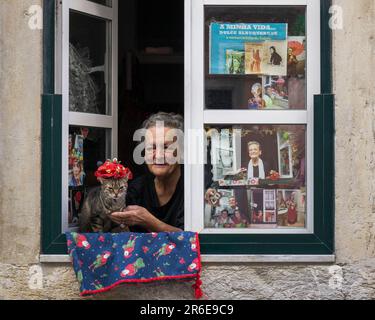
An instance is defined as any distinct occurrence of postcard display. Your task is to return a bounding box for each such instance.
[205,18,307,230]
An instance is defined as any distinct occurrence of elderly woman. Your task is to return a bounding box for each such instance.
[111,112,184,233]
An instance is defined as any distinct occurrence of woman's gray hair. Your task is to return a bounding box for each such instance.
[141,112,184,131]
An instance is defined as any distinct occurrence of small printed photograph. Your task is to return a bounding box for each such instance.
[245,41,287,76]
[261,40,288,76]
[226,49,245,74]
[244,43,264,74]
[263,76,289,109]
[277,189,306,227]
[206,125,307,196]
[280,147,292,177]
[242,135,279,181]
[68,188,84,228]
[277,131,293,178]
[69,134,86,187]
[250,189,264,224]
[287,36,306,78]
[247,82,265,110]
[69,160,85,187]
[207,128,243,182]
[249,189,277,227]
[205,189,249,229]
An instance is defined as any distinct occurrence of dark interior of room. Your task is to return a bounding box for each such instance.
[117,0,185,178]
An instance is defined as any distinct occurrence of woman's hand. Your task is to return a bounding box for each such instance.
[110,206,182,233]
[111,206,155,228]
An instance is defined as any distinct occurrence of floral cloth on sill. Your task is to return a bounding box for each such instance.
[65,231,203,298]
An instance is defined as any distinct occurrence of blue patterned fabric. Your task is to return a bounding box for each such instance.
[66,231,201,296]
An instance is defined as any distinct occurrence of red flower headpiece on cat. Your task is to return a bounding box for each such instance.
[95,158,133,180]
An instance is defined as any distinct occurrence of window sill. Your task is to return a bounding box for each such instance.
[39,254,335,264]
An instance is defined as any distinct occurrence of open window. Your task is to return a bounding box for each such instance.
[55,0,118,232]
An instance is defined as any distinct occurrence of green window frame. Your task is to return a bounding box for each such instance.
[41,0,334,256]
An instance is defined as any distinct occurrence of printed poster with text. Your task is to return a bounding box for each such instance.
[210,23,288,76]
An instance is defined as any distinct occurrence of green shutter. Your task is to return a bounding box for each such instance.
[41,94,67,254]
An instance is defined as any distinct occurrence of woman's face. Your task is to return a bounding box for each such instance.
[68,137,72,150]
[73,162,81,176]
[145,126,181,178]
[248,143,262,161]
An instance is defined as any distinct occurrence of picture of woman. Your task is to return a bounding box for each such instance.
[269,46,282,66]
[248,83,265,110]
[69,160,85,187]
[286,192,298,225]
[231,209,248,228]
[251,49,261,73]
[245,43,264,74]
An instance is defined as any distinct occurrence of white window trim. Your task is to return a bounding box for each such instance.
[184,0,321,235]
[55,0,118,233]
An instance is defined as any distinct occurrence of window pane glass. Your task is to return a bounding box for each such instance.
[205,6,306,110]
[68,126,111,229]
[87,0,112,7]
[204,124,306,229]
[69,10,111,115]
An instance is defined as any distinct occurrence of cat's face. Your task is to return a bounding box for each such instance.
[99,178,128,201]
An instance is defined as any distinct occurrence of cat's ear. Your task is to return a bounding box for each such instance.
[97,177,105,185]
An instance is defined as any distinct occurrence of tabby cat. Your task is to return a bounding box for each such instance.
[79,177,130,233]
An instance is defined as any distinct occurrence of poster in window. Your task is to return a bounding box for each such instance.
[205,124,307,229]
[69,134,86,187]
[210,23,288,76]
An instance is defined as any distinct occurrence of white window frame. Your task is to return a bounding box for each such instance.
[55,0,118,232]
[184,0,321,235]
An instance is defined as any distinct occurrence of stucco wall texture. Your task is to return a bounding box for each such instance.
[0,0,374,300]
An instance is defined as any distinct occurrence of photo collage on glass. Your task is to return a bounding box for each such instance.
[205,6,306,110]
[204,125,306,229]
[204,6,307,230]
[68,126,108,228]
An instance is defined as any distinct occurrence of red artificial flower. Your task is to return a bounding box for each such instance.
[95,158,133,180]
[267,170,281,181]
